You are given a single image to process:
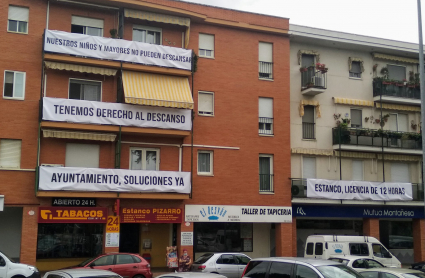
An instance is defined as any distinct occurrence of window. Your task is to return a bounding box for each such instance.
[3,71,25,99]
[365,260,383,268]
[302,54,315,68]
[352,160,363,181]
[217,254,236,265]
[0,139,22,168]
[71,16,103,36]
[69,79,101,101]
[361,272,380,278]
[351,109,362,128]
[198,151,213,175]
[259,155,273,192]
[398,114,408,132]
[65,143,100,168]
[0,255,5,267]
[133,25,162,45]
[116,255,134,265]
[302,157,316,179]
[259,98,273,135]
[259,42,273,79]
[296,265,320,278]
[372,244,390,258]
[198,91,214,116]
[315,242,323,255]
[382,274,398,278]
[391,162,409,183]
[352,259,367,268]
[349,243,369,256]
[244,261,270,278]
[350,61,362,78]
[8,6,29,33]
[302,106,315,139]
[92,255,114,266]
[199,33,214,58]
[235,255,250,265]
[306,243,314,255]
[268,262,292,278]
[130,148,159,171]
[387,64,406,81]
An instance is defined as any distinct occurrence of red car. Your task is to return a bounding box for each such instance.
[69,253,152,278]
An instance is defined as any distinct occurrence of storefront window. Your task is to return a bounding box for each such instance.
[194,222,253,252]
[37,224,103,259]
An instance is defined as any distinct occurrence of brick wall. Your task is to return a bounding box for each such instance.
[363,218,380,239]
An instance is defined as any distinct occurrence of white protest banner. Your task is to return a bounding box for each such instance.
[44,30,192,70]
[39,166,191,194]
[306,179,412,201]
[185,205,292,223]
[42,97,191,131]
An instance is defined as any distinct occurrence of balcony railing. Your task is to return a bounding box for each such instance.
[332,127,422,150]
[259,174,274,192]
[259,117,273,135]
[291,179,424,201]
[373,80,420,100]
[259,61,273,79]
[301,67,327,90]
[302,122,315,139]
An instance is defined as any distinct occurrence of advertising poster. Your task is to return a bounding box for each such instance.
[166,246,178,268]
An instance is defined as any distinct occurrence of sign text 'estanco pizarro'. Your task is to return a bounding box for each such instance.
[120,208,182,223]
[38,207,107,223]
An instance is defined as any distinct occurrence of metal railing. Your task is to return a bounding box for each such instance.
[259,61,273,79]
[302,122,315,139]
[291,179,424,201]
[332,127,422,150]
[301,68,327,90]
[259,117,273,135]
[259,174,274,192]
[373,80,420,99]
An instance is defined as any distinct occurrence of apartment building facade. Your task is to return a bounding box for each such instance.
[290,25,425,264]
[0,0,293,271]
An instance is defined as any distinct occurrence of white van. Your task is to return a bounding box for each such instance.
[0,250,40,278]
[304,235,401,267]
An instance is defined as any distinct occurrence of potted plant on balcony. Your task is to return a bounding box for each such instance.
[380,67,389,79]
[411,120,418,130]
[306,81,315,88]
[395,80,405,87]
[299,66,308,72]
[382,114,390,122]
[415,73,420,87]
[316,63,328,73]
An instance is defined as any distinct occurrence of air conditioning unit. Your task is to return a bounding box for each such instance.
[312,76,324,87]
[41,164,64,167]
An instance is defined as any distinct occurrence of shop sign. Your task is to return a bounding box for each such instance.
[185,205,292,223]
[120,208,183,223]
[105,216,120,247]
[293,205,424,219]
[43,97,191,131]
[39,166,191,194]
[181,232,193,246]
[307,179,412,201]
[52,197,96,207]
[44,30,192,70]
[38,207,107,223]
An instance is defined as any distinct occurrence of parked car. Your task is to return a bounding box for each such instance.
[43,269,122,278]
[156,273,226,278]
[0,250,40,278]
[67,253,152,278]
[358,268,425,278]
[411,260,425,272]
[191,253,251,278]
[242,257,363,278]
[328,256,385,269]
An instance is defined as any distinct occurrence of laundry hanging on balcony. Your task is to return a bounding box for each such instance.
[299,100,321,118]
[122,71,193,109]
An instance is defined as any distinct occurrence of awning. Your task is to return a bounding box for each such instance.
[334,151,376,159]
[122,71,193,109]
[377,154,422,161]
[124,9,191,48]
[291,148,333,156]
[299,100,321,118]
[43,129,116,142]
[376,103,421,112]
[373,53,419,64]
[334,97,374,107]
[44,61,117,76]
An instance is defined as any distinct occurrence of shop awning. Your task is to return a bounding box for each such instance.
[122,71,193,109]
[377,154,422,161]
[43,129,116,142]
[376,103,421,112]
[44,61,117,76]
[291,148,333,156]
[334,97,374,107]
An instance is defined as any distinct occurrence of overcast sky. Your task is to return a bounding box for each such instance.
[181,0,424,44]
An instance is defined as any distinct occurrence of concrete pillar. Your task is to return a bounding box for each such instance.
[20,206,38,265]
[275,222,294,257]
[363,218,380,239]
[413,219,425,262]
[177,222,194,260]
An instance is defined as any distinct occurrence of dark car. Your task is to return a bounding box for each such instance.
[411,261,425,272]
[68,253,152,278]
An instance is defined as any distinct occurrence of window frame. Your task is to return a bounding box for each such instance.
[3,70,26,100]
[258,97,274,135]
[302,105,315,139]
[7,5,29,34]
[352,160,364,181]
[129,147,160,171]
[198,33,215,58]
[350,108,362,128]
[0,139,22,169]
[198,91,214,116]
[71,16,104,37]
[349,61,362,79]
[387,64,407,81]
[197,150,213,176]
[68,78,102,101]
[258,41,273,80]
[259,154,274,193]
[132,24,162,45]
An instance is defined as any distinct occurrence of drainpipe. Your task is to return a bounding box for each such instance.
[190,50,194,199]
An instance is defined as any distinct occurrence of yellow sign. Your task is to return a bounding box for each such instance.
[106,216,120,233]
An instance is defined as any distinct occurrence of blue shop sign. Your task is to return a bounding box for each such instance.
[293,204,424,219]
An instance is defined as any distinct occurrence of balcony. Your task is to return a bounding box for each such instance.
[302,122,315,139]
[373,79,421,105]
[259,117,273,135]
[259,174,274,193]
[332,127,422,154]
[291,179,424,202]
[259,61,273,80]
[301,67,327,96]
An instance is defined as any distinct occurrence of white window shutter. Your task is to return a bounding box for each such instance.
[198,92,213,114]
[8,6,29,21]
[391,162,409,183]
[352,160,363,181]
[0,139,22,168]
[65,143,100,168]
[303,157,316,179]
[71,16,104,28]
[259,98,273,118]
[398,114,408,132]
[259,42,273,62]
[199,34,214,50]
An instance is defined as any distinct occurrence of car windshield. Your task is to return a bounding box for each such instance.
[403,273,425,278]
[194,253,214,264]
[0,250,16,263]
[317,265,363,278]
[78,256,98,267]
[328,258,349,265]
